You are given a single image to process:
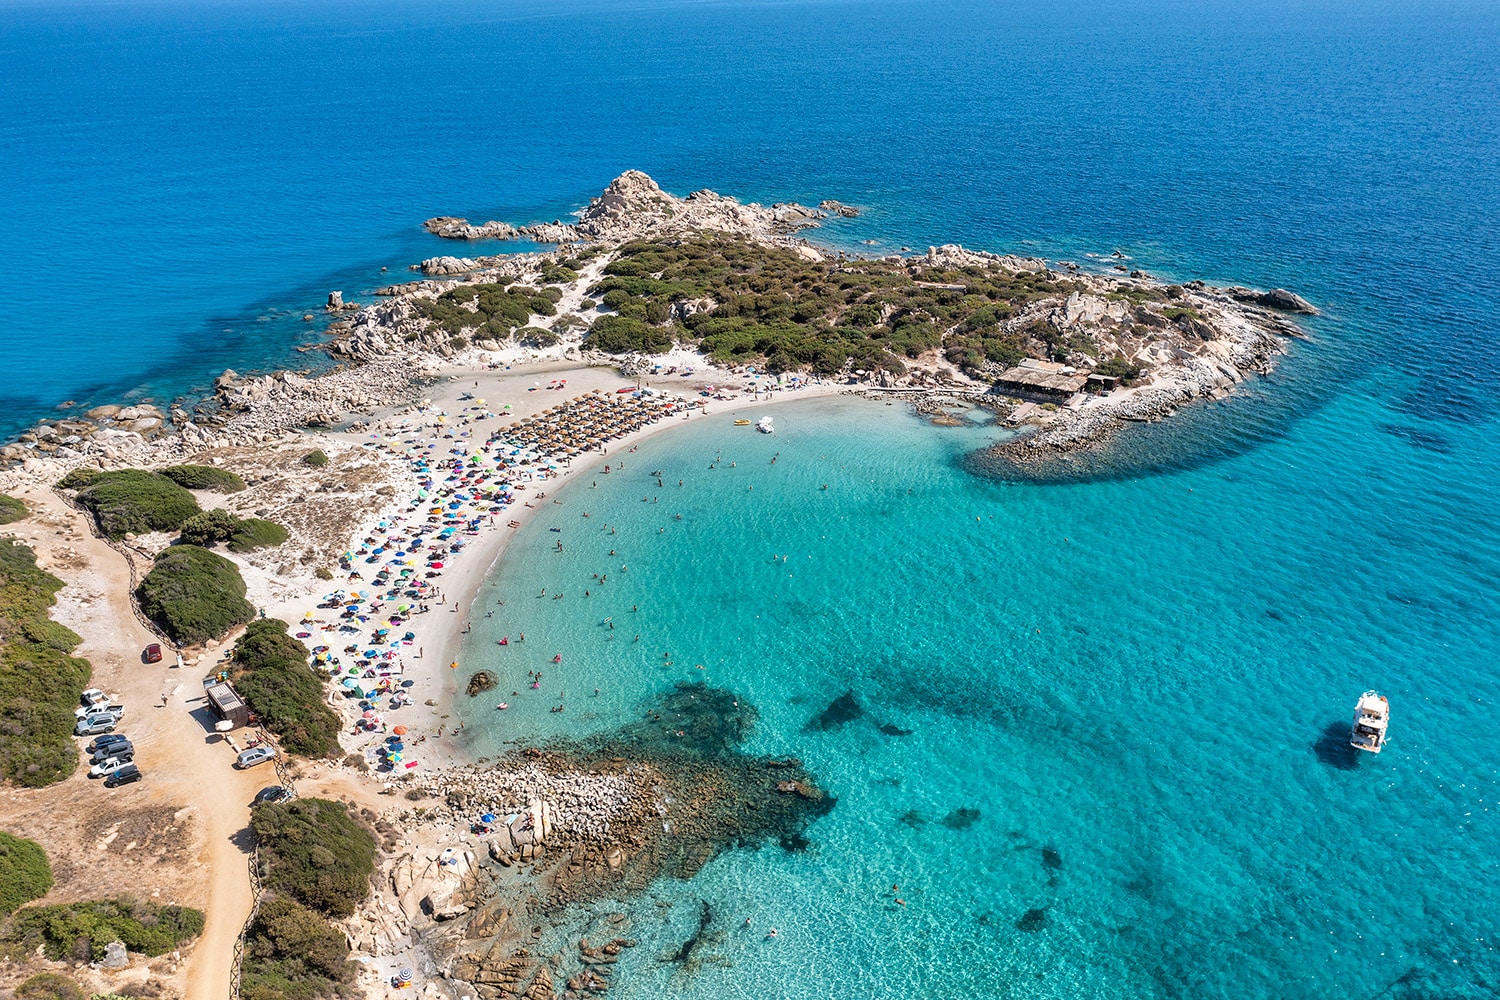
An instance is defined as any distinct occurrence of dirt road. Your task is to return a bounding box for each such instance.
[0,490,266,999]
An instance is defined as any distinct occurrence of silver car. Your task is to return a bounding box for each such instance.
[234,746,277,769]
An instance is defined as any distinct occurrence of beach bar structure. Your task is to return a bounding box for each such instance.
[993,359,1089,401]
[205,680,251,730]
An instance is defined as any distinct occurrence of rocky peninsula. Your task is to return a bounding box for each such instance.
[2,170,1311,480]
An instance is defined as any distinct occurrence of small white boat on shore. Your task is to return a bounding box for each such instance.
[756,416,774,434]
[1350,690,1390,753]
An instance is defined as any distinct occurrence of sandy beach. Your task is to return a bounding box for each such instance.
[250,356,843,771]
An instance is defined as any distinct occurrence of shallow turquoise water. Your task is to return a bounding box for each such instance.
[457,392,1500,999]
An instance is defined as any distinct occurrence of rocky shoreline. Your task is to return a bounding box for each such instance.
[360,685,833,1000]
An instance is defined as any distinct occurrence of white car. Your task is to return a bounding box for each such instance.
[89,755,134,778]
[234,746,277,770]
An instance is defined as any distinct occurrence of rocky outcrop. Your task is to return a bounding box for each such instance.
[420,256,480,276]
[423,170,831,247]
[924,243,1048,272]
[1226,285,1318,314]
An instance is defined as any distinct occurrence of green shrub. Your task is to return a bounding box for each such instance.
[136,545,254,645]
[55,468,102,490]
[300,450,329,468]
[178,508,240,547]
[414,283,558,338]
[180,510,288,553]
[0,540,89,787]
[252,798,376,918]
[1095,356,1143,382]
[0,494,27,525]
[516,326,560,348]
[158,464,247,493]
[231,620,341,757]
[588,314,673,353]
[74,470,200,540]
[0,832,53,915]
[539,263,579,285]
[228,518,289,553]
[2,898,203,961]
[239,896,352,1000]
[15,973,86,1000]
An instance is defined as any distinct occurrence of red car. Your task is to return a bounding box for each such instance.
[144,643,163,663]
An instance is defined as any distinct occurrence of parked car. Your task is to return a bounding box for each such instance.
[75,716,117,737]
[75,702,124,720]
[87,733,131,754]
[80,688,110,711]
[103,764,142,788]
[234,746,277,770]
[89,755,134,778]
[90,740,133,763]
[253,786,293,805]
[144,643,163,663]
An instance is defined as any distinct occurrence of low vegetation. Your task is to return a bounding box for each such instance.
[252,798,377,918]
[231,620,342,757]
[300,449,329,468]
[1,897,204,962]
[55,468,102,490]
[568,235,1106,373]
[136,544,254,645]
[15,973,86,1000]
[0,539,90,786]
[0,832,53,916]
[414,282,562,342]
[0,494,27,525]
[70,469,201,540]
[495,235,1176,380]
[179,509,289,552]
[239,896,354,1000]
[159,464,247,493]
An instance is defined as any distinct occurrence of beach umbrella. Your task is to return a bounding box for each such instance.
[480,813,496,824]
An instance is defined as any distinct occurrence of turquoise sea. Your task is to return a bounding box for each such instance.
[4,0,1499,997]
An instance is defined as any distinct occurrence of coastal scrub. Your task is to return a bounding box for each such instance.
[158,463,247,493]
[231,619,341,757]
[71,469,201,540]
[0,832,53,916]
[0,539,90,787]
[136,544,254,645]
[0,494,27,525]
[15,973,86,1000]
[179,510,289,552]
[251,798,377,918]
[413,283,559,341]
[239,896,353,1000]
[1,898,204,961]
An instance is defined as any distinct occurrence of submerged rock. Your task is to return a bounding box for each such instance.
[466,670,497,697]
[1016,908,1048,932]
[942,807,982,830]
[807,689,863,731]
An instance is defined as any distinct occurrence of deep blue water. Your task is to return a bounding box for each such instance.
[5,0,1500,997]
